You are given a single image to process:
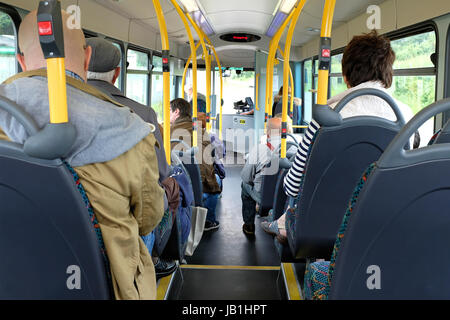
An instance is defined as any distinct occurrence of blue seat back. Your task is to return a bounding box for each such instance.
[287,89,406,259]
[329,97,450,299]
[0,143,111,299]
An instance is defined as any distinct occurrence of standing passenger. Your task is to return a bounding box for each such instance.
[0,10,165,300]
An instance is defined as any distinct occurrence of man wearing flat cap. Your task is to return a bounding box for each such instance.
[86,37,179,278]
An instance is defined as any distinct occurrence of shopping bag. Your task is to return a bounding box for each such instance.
[185,206,208,256]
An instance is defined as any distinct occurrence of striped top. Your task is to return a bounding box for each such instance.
[283,119,320,197]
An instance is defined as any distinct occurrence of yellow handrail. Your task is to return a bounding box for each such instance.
[181,42,200,99]
[317,0,336,106]
[264,8,296,125]
[277,46,295,117]
[171,0,200,148]
[47,58,68,123]
[184,14,211,132]
[281,0,308,159]
[197,29,224,138]
[152,0,171,164]
[255,73,260,111]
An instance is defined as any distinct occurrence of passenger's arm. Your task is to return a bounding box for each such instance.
[283,119,320,197]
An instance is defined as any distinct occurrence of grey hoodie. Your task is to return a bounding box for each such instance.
[0,76,151,167]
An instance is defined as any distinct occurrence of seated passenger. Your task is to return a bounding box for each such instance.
[170,98,222,231]
[0,10,165,299]
[85,38,178,279]
[264,30,414,243]
[241,118,282,236]
[185,85,207,114]
[272,86,302,124]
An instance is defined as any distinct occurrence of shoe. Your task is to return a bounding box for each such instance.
[261,220,280,236]
[154,259,177,279]
[204,220,220,231]
[242,223,255,235]
[260,209,275,223]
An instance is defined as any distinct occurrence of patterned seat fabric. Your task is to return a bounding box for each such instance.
[286,130,319,245]
[302,163,376,300]
[64,162,113,288]
[428,129,441,146]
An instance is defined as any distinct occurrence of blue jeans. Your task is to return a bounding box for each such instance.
[241,182,261,225]
[203,174,222,223]
[141,231,155,254]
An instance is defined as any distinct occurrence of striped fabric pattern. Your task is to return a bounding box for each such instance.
[283,119,321,197]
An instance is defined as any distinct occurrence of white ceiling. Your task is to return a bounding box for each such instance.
[93,0,386,67]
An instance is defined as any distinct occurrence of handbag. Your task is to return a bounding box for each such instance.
[185,206,208,256]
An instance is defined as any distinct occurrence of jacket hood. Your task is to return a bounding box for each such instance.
[0,76,151,167]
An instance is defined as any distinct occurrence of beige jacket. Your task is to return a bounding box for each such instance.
[0,71,165,299]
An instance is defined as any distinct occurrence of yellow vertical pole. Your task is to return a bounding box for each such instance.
[281,0,308,159]
[152,0,171,164]
[264,9,296,126]
[198,29,224,138]
[277,46,295,118]
[255,73,260,111]
[171,0,201,147]
[205,51,212,131]
[185,14,209,133]
[317,0,336,106]
[47,58,69,123]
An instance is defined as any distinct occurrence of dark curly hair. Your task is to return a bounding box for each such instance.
[342,30,395,88]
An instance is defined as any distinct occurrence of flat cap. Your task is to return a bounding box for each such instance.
[86,37,121,72]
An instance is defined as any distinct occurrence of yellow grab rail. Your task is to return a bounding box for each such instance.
[255,73,260,111]
[277,46,295,117]
[281,0,308,159]
[198,29,224,138]
[171,0,200,147]
[47,57,68,123]
[317,0,336,106]
[185,14,211,132]
[152,0,171,164]
[264,9,296,125]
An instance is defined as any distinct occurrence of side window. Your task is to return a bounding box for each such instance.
[0,11,17,83]
[126,49,150,105]
[330,53,346,97]
[151,55,163,122]
[303,59,312,122]
[388,30,437,144]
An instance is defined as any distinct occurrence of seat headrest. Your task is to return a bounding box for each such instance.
[312,104,343,127]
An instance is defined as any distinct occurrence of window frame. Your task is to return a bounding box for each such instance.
[126,45,152,106]
[0,3,21,74]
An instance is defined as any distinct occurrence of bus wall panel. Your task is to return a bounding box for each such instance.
[397,0,450,29]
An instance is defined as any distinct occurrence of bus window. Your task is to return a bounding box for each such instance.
[213,69,254,115]
[388,30,437,144]
[126,49,149,105]
[151,55,163,121]
[330,53,346,97]
[303,59,312,121]
[389,31,437,114]
[0,11,17,83]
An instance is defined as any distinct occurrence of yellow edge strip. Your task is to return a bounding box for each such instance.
[181,265,280,271]
[282,263,302,300]
[156,273,173,300]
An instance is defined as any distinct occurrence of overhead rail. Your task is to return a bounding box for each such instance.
[280,0,308,159]
[152,0,171,164]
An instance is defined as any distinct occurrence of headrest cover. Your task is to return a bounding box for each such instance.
[86,37,121,73]
[312,104,343,127]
